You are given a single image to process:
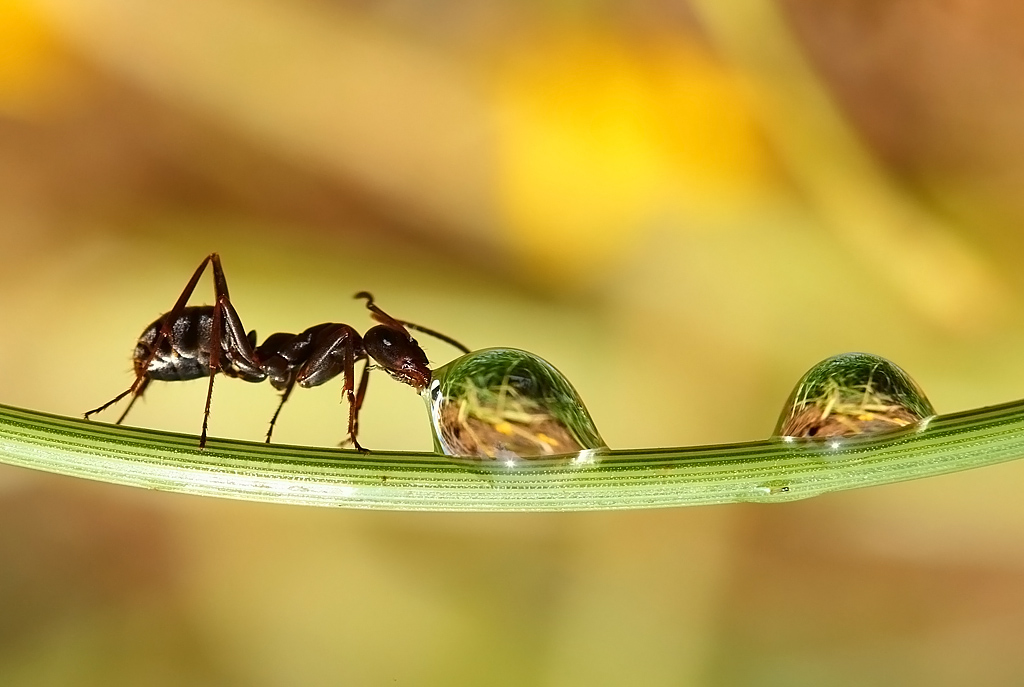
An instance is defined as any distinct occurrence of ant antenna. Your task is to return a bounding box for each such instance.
[354,292,470,354]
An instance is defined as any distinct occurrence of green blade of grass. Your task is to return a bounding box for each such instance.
[0,400,1022,511]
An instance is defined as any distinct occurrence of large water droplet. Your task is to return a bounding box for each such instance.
[426,348,607,459]
[775,352,935,439]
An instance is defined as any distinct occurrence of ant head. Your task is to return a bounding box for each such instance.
[363,324,431,390]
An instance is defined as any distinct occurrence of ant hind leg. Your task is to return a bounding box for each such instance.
[83,377,151,424]
[115,377,151,424]
[86,254,215,423]
[84,387,133,420]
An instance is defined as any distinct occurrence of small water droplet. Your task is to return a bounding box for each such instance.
[425,348,607,460]
[755,480,791,496]
[775,352,935,439]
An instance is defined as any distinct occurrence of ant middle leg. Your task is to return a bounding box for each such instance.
[265,378,296,444]
[286,323,369,450]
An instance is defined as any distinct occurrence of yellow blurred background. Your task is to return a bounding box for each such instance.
[3,0,1024,683]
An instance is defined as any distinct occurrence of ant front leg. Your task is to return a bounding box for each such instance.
[340,340,368,453]
[342,358,373,453]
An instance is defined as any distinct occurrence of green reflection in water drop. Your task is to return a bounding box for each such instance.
[775,352,935,439]
[426,348,606,459]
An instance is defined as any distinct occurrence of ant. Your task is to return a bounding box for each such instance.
[84,253,469,451]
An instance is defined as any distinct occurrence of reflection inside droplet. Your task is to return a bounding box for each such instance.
[426,348,607,459]
[775,352,935,439]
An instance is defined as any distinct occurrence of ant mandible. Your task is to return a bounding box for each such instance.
[84,253,469,451]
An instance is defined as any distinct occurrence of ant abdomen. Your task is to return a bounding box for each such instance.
[133,306,214,382]
[134,306,266,383]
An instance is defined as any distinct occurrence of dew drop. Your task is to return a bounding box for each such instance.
[425,348,607,460]
[775,352,935,439]
[754,480,791,497]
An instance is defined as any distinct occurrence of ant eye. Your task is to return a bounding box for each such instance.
[427,348,606,460]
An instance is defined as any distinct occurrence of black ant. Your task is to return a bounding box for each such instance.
[84,253,469,451]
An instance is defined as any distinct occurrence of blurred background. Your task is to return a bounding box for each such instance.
[3,0,1024,683]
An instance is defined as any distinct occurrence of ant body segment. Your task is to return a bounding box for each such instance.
[84,253,469,451]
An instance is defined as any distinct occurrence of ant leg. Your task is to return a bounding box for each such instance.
[210,255,261,371]
[200,280,229,449]
[115,377,151,424]
[339,344,367,453]
[290,324,364,449]
[345,359,372,448]
[139,254,217,387]
[85,388,133,419]
[265,378,297,443]
[354,291,470,354]
[209,253,233,299]
[86,254,216,421]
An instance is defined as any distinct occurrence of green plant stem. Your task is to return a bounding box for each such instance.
[0,400,1022,511]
